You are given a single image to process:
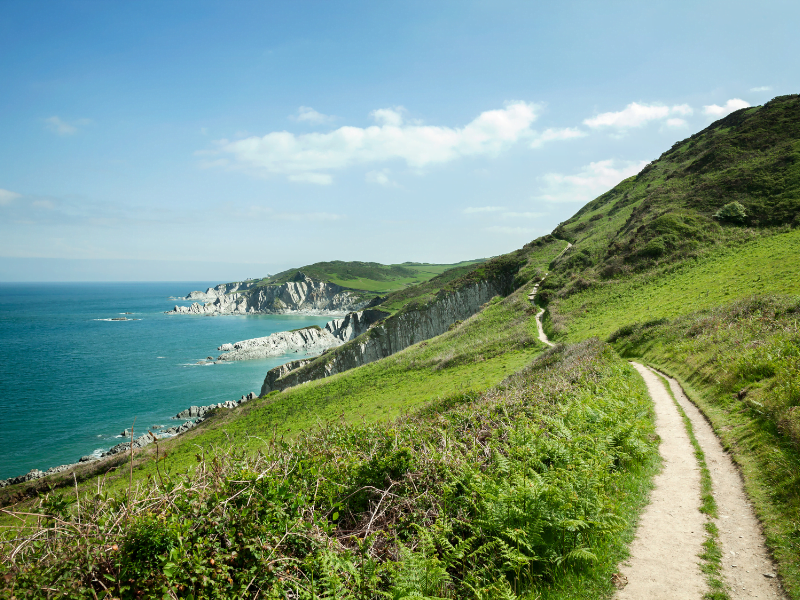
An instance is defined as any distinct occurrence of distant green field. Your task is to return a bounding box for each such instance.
[262,259,487,293]
[547,227,800,343]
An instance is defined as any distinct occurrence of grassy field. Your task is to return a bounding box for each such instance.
[1,341,659,600]
[545,226,800,343]
[261,259,487,293]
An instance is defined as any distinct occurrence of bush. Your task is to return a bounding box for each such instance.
[713,201,748,224]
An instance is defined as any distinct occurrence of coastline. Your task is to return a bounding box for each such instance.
[0,391,258,489]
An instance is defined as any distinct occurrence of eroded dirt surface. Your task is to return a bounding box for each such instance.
[615,363,708,599]
[664,375,786,599]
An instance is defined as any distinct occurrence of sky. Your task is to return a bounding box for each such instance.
[1,0,797,281]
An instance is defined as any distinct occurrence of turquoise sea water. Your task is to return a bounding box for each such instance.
[0,282,333,480]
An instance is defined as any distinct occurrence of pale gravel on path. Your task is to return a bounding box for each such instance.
[663,374,786,599]
[616,363,708,599]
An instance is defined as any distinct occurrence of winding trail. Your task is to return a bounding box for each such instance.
[527,276,784,598]
[615,365,785,599]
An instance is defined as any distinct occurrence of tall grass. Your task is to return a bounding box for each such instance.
[1,340,658,599]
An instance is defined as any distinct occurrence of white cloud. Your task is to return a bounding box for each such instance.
[370,107,405,127]
[537,159,648,203]
[292,106,335,124]
[44,116,91,135]
[665,118,688,128]
[501,211,545,219]
[365,169,398,187]
[486,226,539,235]
[226,204,341,221]
[584,102,694,129]
[750,86,772,92]
[287,172,333,185]
[530,127,586,148]
[211,102,541,184]
[463,206,505,214]
[0,188,21,206]
[703,98,750,117]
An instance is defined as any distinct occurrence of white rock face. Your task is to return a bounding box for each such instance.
[185,280,258,301]
[215,309,388,362]
[261,278,508,394]
[216,327,343,361]
[170,274,369,316]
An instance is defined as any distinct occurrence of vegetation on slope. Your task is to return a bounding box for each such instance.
[545,94,800,286]
[266,237,566,391]
[1,340,658,600]
[261,259,486,293]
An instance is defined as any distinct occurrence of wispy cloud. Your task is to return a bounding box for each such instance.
[463,206,505,214]
[291,106,335,124]
[226,204,342,221]
[44,116,91,135]
[703,98,750,117]
[206,102,542,184]
[537,159,648,203]
[0,188,21,206]
[365,169,398,187]
[749,86,772,92]
[584,102,693,129]
[485,225,540,235]
[501,211,545,219]
[529,127,586,148]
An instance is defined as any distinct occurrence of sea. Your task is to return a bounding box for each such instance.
[0,282,334,481]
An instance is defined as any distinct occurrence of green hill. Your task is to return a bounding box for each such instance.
[2,95,799,599]
[261,259,487,293]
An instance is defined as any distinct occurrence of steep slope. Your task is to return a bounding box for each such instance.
[260,236,565,393]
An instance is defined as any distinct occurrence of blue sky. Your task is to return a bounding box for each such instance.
[1,0,797,281]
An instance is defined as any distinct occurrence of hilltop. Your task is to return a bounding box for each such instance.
[260,259,487,293]
[2,95,799,599]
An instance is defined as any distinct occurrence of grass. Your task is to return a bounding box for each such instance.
[262,260,487,294]
[611,297,800,598]
[0,340,659,599]
[545,226,800,343]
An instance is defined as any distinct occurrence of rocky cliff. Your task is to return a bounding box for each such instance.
[261,277,509,394]
[215,309,389,361]
[185,280,259,301]
[170,273,372,316]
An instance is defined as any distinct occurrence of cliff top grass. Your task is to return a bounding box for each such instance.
[1,340,659,600]
[258,259,487,293]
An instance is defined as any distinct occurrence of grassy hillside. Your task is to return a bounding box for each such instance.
[262,259,486,293]
[2,341,659,600]
[3,95,800,598]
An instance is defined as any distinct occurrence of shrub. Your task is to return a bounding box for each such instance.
[713,201,748,224]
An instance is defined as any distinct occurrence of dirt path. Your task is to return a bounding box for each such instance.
[661,373,785,599]
[617,363,708,599]
[616,364,786,599]
[535,308,553,347]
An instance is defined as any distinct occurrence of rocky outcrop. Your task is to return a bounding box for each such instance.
[185,280,259,301]
[261,278,509,395]
[170,273,371,316]
[214,309,389,362]
[325,309,387,341]
[216,327,341,361]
